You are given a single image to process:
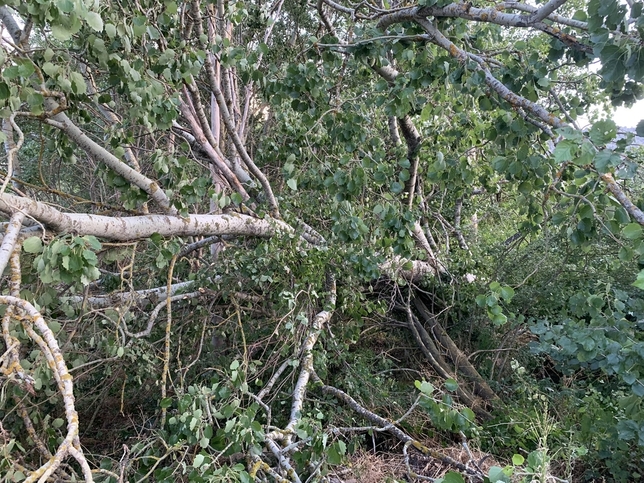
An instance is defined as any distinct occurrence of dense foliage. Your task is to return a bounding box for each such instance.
[1,0,644,482]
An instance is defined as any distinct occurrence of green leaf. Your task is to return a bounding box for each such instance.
[500,285,515,301]
[57,0,75,13]
[444,378,459,392]
[634,119,644,137]
[553,140,577,163]
[44,48,55,62]
[512,454,525,465]
[327,445,342,465]
[415,380,434,395]
[192,454,204,468]
[487,466,511,482]
[42,62,59,77]
[85,236,102,250]
[286,178,297,190]
[85,11,104,32]
[52,418,65,429]
[623,223,643,240]
[0,82,9,100]
[536,76,550,88]
[441,472,465,483]
[589,119,617,144]
[594,150,621,172]
[23,237,43,253]
[479,97,492,111]
[70,72,87,95]
[327,441,346,465]
[51,23,75,41]
[27,92,45,115]
[491,313,508,326]
[105,23,116,38]
[492,156,508,172]
[633,270,644,290]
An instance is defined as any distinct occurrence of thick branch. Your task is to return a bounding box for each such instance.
[388,116,401,146]
[371,66,425,215]
[0,6,22,43]
[453,197,470,251]
[282,273,337,443]
[0,211,25,275]
[527,0,569,25]
[502,1,587,29]
[64,280,199,308]
[372,14,644,229]
[0,193,290,241]
[44,110,177,215]
[373,65,399,83]
[2,113,23,192]
[419,4,591,53]
[2,7,174,215]
[601,173,644,225]
[178,100,250,198]
[398,116,422,209]
[1,296,93,483]
[317,0,336,35]
[192,5,280,218]
[381,256,439,281]
[377,5,591,54]
[414,17,566,129]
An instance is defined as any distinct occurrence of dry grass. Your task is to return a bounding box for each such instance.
[329,450,405,483]
[329,445,502,483]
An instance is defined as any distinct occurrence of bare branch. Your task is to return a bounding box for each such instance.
[124,291,204,339]
[315,373,485,479]
[1,296,93,483]
[376,5,592,54]
[601,173,644,225]
[44,110,178,215]
[414,17,566,129]
[416,4,592,53]
[0,193,291,241]
[282,273,336,444]
[388,116,401,145]
[2,113,24,193]
[527,0,569,24]
[453,197,470,251]
[398,116,422,209]
[0,6,22,43]
[0,211,25,275]
[178,99,251,198]
[85,67,142,172]
[317,0,336,35]
[502,1,587,29]
[191,5,280,218]
[64,280,200,308]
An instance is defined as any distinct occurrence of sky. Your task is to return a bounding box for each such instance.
[613,99,644,129]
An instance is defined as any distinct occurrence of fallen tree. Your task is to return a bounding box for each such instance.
[2,0,644,481]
